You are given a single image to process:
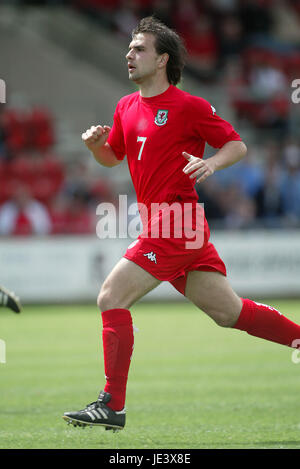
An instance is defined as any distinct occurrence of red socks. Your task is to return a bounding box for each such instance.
[234,298,300,348]
[101,308,134,411]
[101,300,300,411]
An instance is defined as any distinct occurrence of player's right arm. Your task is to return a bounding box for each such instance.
[82,125,122,167]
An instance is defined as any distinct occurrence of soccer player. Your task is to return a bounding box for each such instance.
[0,285,21,313]
[63,17,300,431]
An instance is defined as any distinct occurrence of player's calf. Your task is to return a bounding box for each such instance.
[234,298,300,348]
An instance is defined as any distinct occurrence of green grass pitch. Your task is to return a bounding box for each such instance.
[1,299,300,449]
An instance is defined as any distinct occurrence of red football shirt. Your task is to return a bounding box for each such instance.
[108,85,241,209]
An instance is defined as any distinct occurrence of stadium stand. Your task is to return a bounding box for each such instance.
[0,0,300,235]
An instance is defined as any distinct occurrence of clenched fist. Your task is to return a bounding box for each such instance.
[82,125,111,152]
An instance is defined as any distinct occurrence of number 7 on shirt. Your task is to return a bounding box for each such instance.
[137,136,147,160]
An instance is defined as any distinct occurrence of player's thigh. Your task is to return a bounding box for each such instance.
[97,257,161,311]
[185,270,242,327]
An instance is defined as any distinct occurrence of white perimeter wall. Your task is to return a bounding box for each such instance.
[0,231,299,303]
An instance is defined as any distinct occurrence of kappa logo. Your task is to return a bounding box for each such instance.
[154,109,168,126]
[143,251,157,264]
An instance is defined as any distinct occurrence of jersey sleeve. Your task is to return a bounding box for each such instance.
[107,101,126,161]
[189,96,242,149]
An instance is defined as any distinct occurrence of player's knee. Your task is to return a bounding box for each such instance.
[205,308,236,328]
[97,286,114,312]
[97,284,129,312]
[214,314,235,328]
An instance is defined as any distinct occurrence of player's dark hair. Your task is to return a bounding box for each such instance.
[132,16,186,86]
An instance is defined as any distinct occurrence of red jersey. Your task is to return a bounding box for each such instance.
[108,85,241,209]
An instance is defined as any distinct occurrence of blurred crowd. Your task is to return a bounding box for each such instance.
[71,0,300,134]
[197,138,300,229]
[1,0,300,235]
[0,108,116,235]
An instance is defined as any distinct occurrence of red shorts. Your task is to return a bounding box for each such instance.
[124,236,227,296]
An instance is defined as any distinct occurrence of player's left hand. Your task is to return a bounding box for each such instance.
[182,152,216,184]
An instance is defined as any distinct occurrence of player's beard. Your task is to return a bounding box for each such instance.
[128,68,143,83]
[128,65,157,85]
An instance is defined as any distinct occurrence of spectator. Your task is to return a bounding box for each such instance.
[217,14,245,68]
[64,190,95,234]
[230,51,290,136]
[172,0,200,37]
[231,148,264,198]
[280,142,300,225]
[219,183,257,229]
[255,143,283,225]
[196,178,225,221]
[27,107,55,152]
[50,190,94,234]
[183,14,219,80]
[2,109,28,154]
[0,185,52,236]
[282,139,300,168]
[248,59,287,101]
[113,0,142,39]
